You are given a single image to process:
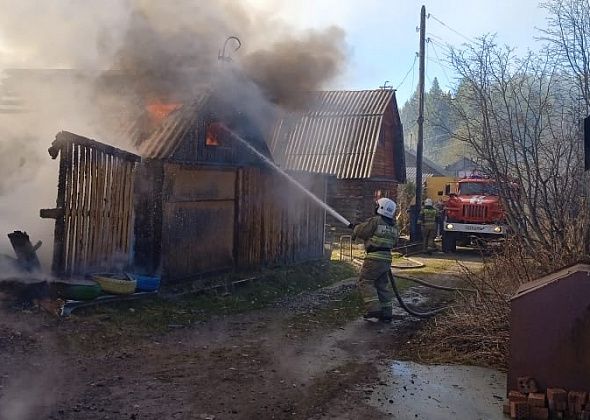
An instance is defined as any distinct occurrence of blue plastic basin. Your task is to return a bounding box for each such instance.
[126,274,160,292]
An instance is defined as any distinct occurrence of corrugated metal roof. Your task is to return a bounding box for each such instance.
[405,167,435,183]
[404,149,450,177]
[270,89,395,179]
[138,93,210,159]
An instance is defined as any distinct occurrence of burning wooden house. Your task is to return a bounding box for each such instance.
[270,89,406,235]
[43,92,328,285]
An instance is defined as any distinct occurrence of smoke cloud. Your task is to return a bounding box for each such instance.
[0,0,348,266]
[243,26,346,107]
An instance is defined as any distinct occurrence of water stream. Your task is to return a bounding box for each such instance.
[225,127,351,227]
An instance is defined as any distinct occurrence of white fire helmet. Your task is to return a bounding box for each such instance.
[376,197,396,219]
[424,198,433,206]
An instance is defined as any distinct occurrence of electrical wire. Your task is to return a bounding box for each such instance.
[429,40,453,84]
[425,42,434,85]
[428,13,474,43]
[396,54,418,90]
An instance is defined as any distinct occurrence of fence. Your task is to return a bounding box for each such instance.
[42,131,140,277]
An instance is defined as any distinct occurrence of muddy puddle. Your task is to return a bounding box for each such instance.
[369,361,506,419]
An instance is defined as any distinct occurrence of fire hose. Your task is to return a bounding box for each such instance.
[387,271,478,319]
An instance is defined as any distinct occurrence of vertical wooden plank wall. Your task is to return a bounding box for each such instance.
[236,167,327,269]
[45,132,140,277]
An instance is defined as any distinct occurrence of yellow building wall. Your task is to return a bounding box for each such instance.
[425,176,457,202]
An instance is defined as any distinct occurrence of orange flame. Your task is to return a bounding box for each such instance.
[206,122,224,146]
[146,100,181,124]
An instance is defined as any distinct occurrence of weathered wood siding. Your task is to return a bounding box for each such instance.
[326,179,398,239]
[44,131,140,277]
[152,164,327,283]
[370,101,405,181]
[132,160,164,275]
[160,164,236,281]
[236,168,326,269]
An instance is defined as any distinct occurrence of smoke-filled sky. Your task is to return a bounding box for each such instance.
[255,0,548,103]
[0,0,548,103]
[0,0,549,268]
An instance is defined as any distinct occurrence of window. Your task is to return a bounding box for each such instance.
[459,182,498,195]
[205,122,225,147]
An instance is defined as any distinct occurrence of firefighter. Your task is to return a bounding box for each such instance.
[418,198,439,253]
[434,199,445,238]
[349,198,399,322]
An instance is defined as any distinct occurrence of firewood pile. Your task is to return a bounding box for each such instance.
[504,376,590,419]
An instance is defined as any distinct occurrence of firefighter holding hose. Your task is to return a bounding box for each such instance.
[348,198,399,323]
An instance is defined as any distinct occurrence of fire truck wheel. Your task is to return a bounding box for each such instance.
[442,232,457,253]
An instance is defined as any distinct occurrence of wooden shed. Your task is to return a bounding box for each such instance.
[508,263,590,392]
[270,89,405,236]
[132,93,328,283]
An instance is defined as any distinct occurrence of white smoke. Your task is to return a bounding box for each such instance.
[0,0,348,268]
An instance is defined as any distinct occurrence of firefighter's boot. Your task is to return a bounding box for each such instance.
[379,306,393,323]
[363,310,382,320]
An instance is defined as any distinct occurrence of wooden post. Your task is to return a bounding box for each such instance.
[414,5,427,241]
[51,141,69,276]
[8,231,41,272]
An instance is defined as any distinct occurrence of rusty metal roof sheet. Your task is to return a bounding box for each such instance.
[138,93,210,159]
[511,263,590,300]
[269,89,396,179]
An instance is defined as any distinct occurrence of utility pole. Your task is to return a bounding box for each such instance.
[413,5,426,240]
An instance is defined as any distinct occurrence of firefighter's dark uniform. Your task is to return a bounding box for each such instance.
[352,215,399,318]
[419,205,438,252]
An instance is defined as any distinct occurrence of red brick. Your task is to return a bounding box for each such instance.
[508,390,528,403]
[517,376,538,394]
[527,392,546,407]
[510,401,529,419]
[529,406,549,420]
[568,391,588,414]
[547,388,568,412]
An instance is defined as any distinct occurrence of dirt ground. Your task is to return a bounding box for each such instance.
[0,252,482,420]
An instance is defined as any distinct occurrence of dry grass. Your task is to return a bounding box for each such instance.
[401,237,588,370]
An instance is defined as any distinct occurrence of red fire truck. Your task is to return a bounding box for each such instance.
[441,176,509,252]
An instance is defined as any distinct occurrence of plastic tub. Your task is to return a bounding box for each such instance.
[53,279,102,301]
[126,274,160,292]
[92,273,136,295]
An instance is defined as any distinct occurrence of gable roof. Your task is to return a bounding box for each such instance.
[445,156,479,173]
[138,93,210,159]
[404,149,451,183]
[137,91,273,163]
[269,89,399,179]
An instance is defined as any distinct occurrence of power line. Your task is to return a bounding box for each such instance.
[396,53,418,90]
[411,56,416,91]
[427,56,454,73]
[429,41,453,84]
[425,42,434,85]
[428,37,457,73]
[428,13,474,43]
[429,37,454,55]
[427,32,445,42]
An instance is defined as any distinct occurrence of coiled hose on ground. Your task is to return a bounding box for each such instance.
[387,270,478,319]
